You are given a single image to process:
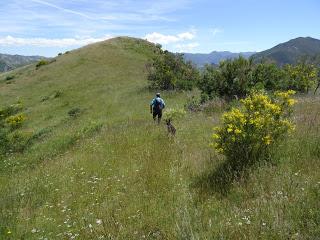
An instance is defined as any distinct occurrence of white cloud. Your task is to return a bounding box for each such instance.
[210,28,223,36]
[175,42,199,52]
[0,35,112,47]
[145,31,196,44]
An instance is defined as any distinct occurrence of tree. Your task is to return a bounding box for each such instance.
[199,57,254,100]
[147,50,199,90]
[251,63,286,91]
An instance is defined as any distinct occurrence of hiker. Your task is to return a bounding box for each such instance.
[150,93,165,124]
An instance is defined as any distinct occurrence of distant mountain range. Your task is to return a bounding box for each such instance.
[183,51,255,67]
[251,37,320,65]
[0,54,44,72]
[184,37,320,67]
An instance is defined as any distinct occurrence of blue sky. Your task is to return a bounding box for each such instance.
[0,0,319,57]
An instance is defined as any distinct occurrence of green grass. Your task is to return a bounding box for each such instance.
[0,37,319,239]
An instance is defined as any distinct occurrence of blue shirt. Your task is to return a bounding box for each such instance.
[150,97,165,109]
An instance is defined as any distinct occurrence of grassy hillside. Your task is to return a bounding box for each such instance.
[0,37,319,239]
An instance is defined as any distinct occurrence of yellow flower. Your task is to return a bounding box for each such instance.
[287,99,296,106]
[227,128,233,133]
[212,134,220,139]
[234,129,242,134]
[263,135,272,145]
[216,148,224,153]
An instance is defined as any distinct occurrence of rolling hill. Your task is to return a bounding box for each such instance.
[0,53,44,72]
[252,37,320,65]
[0,37,319,239]
[183,51,255,67]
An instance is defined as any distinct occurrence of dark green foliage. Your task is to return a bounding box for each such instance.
[40,90,63,102]
[41,96,50,102]
[68,107,82,117]
[251,63,286,90]
[53,90,62,98]
[199,57,254,99]
[199,56,319,100]
[147,49,199,90]
[5,75,15,81]
[36,59,49,69]
[0,103,23,121]
[58,53,63,56]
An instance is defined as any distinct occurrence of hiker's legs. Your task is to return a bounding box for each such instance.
[157,110,162,124]
[153,111,157,122]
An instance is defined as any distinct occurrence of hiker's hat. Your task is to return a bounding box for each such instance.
[156,93,161,97]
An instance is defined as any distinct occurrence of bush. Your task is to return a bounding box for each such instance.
[199,57,254,100]
[283,63,318,93]
[68,107,81,118]
[0,102,28,155]
[211,90,296,167]
[5,75,15,81]
[36,60,49,69]
[199,58,319,101]
[5,114,26,130]
[0,102,23,121]
[164,108,186,121]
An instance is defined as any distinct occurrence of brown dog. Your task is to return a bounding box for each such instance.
[166,119,176,136]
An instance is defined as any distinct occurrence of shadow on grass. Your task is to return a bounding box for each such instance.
[191,158,257,198]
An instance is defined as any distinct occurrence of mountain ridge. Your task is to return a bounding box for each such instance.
[0,53,46,72]
[251,36,320,65]
[183,51,255,67]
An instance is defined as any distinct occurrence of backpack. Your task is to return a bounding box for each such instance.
[154,98,163,110]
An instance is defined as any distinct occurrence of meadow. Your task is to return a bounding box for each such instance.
[0,37,319,239]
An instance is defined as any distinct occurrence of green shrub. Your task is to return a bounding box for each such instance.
[80,121,103,137]
[5,114,26,130]
[53,90,62,98]
[5,75,15,81]
[0,102,23,121]
[283,63,318,93]
[0,102,29,155]
[199,57,319,101]
[211,90,296,167]
[164,108,186,121]
[7,131,33,153]
[68,107,81,117]
[184,96,201,112]
[36,60,49,69]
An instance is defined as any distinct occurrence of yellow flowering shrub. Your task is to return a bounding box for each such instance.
[212,90,296,164]
[5,114,26,129]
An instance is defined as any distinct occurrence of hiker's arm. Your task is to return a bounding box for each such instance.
[150,99,154,113]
